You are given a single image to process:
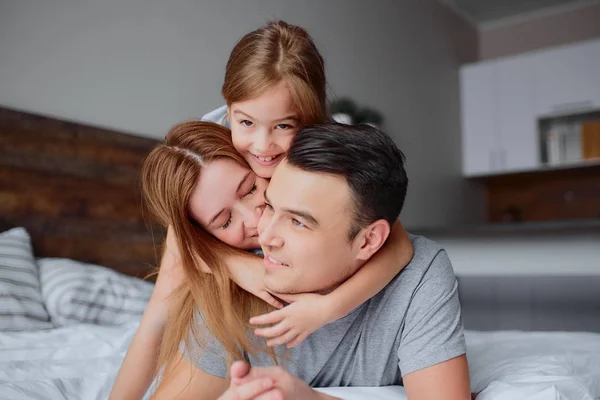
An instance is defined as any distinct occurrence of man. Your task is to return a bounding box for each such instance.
[157,124,470,400]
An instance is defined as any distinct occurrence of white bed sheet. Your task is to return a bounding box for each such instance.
[1,323,599,400]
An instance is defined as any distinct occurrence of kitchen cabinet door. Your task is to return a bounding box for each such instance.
[496,55,538,172]
[461,63,498,176]
[534,39,600,117]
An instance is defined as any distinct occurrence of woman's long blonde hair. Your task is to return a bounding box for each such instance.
[141,121,275,388]
[223,20,329,125]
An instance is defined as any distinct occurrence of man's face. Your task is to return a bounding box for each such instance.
[257,161,361,294]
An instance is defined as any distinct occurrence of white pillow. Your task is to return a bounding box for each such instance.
[38,258,154,327]
[0,227,52,331]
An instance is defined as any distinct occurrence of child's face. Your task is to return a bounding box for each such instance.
[229,81,300,179]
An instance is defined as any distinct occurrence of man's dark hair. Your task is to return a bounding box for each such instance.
[286,123,408,239]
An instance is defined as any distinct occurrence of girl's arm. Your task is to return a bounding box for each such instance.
[250,220,414,347]
[323,219,413,318]
[109,229,184,400]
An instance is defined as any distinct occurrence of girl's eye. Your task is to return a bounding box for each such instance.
[221,215,232,229]
[265,204,274,212]
[241,120,253,127]
[276,123,293,130]
[244,184,257,197]
[292,219,305,228]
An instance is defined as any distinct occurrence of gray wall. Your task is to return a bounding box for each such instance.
[479,1,600,60]
[0,0,485,228]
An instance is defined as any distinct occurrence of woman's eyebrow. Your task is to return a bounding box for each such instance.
[236,172,251,193]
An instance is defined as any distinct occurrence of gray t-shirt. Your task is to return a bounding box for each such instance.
[185,235,466,386]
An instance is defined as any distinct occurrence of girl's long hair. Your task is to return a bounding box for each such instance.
[223,20,329,125]
[140,121,276,389]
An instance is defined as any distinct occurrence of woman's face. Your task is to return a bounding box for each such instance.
[229,81,300,179]
[188,158,268,249]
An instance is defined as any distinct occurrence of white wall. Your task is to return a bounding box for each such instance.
[0,0,485,228]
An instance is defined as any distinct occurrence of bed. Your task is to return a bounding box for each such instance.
[1,106,599,400]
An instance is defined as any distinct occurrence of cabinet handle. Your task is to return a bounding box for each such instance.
[551,100,594,115]
[499,149,506,169]
[490,150,497,171]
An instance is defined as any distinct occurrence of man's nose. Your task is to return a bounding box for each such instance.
[258,216,283,248]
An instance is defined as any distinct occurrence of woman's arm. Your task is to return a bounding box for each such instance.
[109,228,185,400]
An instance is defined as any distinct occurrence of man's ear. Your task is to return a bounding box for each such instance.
[354,219,391,261]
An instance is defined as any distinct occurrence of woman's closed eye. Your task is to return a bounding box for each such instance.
[244,184,257,197]
[221,215,232,229]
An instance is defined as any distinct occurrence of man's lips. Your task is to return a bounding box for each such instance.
[263,254,288,271]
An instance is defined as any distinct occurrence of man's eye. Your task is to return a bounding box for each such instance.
[241,120,253,127]
[221,215,232,229]
[265,204,274,212]
[292,219,305,228]
[244,184,257,197]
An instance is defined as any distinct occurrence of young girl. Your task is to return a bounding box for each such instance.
[110,20,414,399]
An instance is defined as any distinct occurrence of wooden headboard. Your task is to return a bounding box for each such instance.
[0,106,163,278]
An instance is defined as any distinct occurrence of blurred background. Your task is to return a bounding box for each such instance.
[1,0,599,331]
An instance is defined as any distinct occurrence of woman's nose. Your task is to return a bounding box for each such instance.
[240,203,261,229]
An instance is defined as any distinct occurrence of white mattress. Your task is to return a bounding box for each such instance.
[1,322,599,400]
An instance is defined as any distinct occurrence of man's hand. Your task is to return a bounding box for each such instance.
[223,361,334,400]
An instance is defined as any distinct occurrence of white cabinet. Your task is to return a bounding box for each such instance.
[495,55,538,172]
[534,40,600,117]
[460,39,600,177]
[460,56,538,176]
[460,63,497,176]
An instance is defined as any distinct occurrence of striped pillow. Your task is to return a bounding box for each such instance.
[0,227,52,331]
[38,258,154,326]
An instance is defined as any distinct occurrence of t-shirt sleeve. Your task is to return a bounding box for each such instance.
[201,105,229,128]
[180,325,229,378]
[397,250,466,376]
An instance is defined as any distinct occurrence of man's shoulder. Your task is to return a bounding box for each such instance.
[383,234,455,295]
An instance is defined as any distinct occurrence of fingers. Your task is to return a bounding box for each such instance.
[259,292,284,309]
[225,378,274,400]
[230,361,251,384]
[250,309,286,326]
[286,332,308,348]
[253,388,284,400]
[254,321,289,338]
[274,293,302,303]
[266,329,298,347]
[227,366,286,387]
